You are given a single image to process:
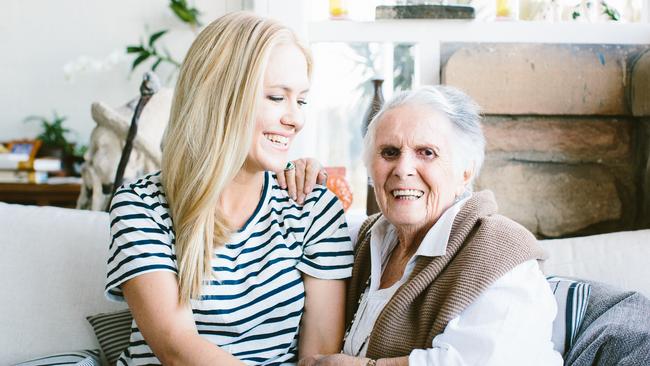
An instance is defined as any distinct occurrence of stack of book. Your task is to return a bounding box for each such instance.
[0,152,62,184]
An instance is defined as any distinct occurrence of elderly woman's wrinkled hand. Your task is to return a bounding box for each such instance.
[300,354,368,366]
[297,354,322,366]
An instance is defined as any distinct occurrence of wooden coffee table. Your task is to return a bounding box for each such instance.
[0,182,81,208]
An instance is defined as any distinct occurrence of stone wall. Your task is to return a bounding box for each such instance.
[441,43,650,238]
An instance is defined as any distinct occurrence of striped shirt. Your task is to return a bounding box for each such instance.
[105,171,353,365]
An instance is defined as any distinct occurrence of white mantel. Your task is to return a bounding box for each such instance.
[307,20,650,85]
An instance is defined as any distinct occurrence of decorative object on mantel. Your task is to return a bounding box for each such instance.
[329,0,349,20]
[376,4,475,20]
[496,0,519,20]
[362,79,384,215]
[76,74,173,211]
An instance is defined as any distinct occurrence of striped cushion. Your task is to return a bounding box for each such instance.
[86,310,132,366]
[14,350,101,366]
[547,276,591,355]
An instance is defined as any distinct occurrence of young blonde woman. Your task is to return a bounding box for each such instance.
[105,12,353,365]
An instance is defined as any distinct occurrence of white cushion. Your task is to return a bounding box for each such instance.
[540,229,650,299]
[0,203,126,365]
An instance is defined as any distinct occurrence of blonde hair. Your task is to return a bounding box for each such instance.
[161,11,312,304]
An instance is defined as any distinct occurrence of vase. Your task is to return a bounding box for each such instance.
[362,79,385,137]
[329,0,349,19]
[362,79,384,215]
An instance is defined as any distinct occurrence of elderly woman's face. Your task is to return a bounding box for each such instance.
[370,104,469,231]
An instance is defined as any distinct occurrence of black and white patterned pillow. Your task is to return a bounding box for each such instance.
[13,350,101,366]
[547,276,591,355]
[86,309,132,366]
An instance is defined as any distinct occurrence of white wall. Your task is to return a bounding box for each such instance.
[3,0,648,152]
[0,0,244,147]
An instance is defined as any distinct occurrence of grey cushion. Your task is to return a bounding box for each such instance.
[565,281,650,366]
[13,350,101,366]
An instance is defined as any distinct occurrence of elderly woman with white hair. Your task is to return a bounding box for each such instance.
[301,85,563,366]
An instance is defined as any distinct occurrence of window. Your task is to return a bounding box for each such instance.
[295,42,415,213]
[276,0,649,215]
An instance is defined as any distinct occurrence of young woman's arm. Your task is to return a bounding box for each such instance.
[287,158,353,360]
[122,272,245,366]
[298,276,347,359]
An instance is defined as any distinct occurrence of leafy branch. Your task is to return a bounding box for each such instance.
[571,0,619,21]
[126,0,202,74]
[126,30,180,72]
[601,1,620,21]
[169,0,202,28]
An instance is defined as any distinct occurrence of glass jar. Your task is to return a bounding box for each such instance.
[496,0,519,20]
[329,0,349,19]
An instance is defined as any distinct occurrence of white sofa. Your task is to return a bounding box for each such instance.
[0,203,125,365]
[1,202,649,365]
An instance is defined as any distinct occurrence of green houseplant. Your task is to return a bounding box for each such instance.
[126,0,202,76]
[24,111,86,175]
[24,111,74,157]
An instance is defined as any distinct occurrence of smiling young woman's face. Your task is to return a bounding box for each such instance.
[369,104,470,232]
[245,43,310,173]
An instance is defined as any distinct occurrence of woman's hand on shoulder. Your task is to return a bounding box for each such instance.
[276,158,328,204]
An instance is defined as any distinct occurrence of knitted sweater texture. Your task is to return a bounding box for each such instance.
[345,190,547,359]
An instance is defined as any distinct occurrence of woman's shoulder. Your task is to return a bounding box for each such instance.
[304,183,332,204]
[472,213,546,263]
[480,213,537,243]
[109,171,169,217]
[114,171,164,197]
[464,190,535,242]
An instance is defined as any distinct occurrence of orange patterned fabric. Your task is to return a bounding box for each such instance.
[325,167,353,211]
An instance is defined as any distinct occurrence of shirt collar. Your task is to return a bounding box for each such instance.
[369,191,471,260]
[414,192,470,258]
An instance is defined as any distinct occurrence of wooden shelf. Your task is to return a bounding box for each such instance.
[0,183,81,208]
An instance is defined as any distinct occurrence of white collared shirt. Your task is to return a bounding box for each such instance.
[343,196,563,366]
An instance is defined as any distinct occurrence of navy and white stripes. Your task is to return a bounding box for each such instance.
[546,276,591,355]
[14,350,101,366]
[105,171,353,365]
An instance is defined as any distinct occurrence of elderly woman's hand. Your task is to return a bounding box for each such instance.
[275,158,328,204]
[299,354,370,366]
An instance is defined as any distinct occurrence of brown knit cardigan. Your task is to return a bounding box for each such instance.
[345,190,547,359]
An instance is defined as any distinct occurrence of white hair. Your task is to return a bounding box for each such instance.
[363,85,486,188]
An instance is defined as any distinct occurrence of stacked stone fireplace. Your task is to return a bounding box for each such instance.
[441,43,650,238]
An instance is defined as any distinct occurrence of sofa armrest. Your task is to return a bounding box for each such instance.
[0,203,126,365]
[539,229,650,298]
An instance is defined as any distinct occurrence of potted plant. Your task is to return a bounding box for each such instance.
[24,111,85,175]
